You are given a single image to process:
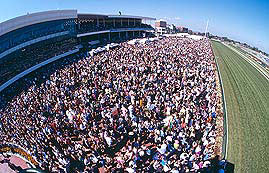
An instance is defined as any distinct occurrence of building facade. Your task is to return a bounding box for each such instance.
[155,20,167,35]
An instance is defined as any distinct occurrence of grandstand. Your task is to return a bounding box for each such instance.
[0,10,232,173]
[0,10,155,91]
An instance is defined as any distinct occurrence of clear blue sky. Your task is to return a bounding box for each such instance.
[1,0,268,53]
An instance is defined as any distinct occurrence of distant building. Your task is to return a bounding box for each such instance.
[155,20,167,35]
[177,26,188,33]
[177,27,182,32]
[188,29,193,35]
[155,20,167,27]
[166,24,177,34]
[182,27,188,33]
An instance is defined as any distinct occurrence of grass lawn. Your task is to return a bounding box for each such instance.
[211,40,269,173]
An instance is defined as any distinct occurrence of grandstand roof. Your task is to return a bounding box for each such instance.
[0,10,77,37]
[0,10,155,37]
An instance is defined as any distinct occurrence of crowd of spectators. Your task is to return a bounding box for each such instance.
[0,37,223,172]
[0,38,78,86]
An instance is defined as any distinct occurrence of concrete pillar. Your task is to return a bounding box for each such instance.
[78,22,80,30]
[133,31,134,37]
[113,19,115,27]
[108,32,111,41]
[126,31,128,38]
[128,18,129,26]
[97,18,99,26]
[119,32,121,39]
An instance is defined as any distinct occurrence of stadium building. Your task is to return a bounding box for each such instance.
[0,10,155,92]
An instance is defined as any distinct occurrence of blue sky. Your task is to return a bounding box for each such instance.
[1,0,268,53]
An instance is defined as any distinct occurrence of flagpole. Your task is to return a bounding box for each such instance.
[205,19,209,38]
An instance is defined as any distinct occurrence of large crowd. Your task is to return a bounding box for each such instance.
[0,37,223,172]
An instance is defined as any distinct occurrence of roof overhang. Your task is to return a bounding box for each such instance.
[0,10,156,37]
[108,15,156,20]
[0,10,77,37]
[78,13,108,19]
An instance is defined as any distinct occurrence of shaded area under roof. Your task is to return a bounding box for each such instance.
[107,15,156,20]
[77,13,108,19]
[77,13,156,20]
